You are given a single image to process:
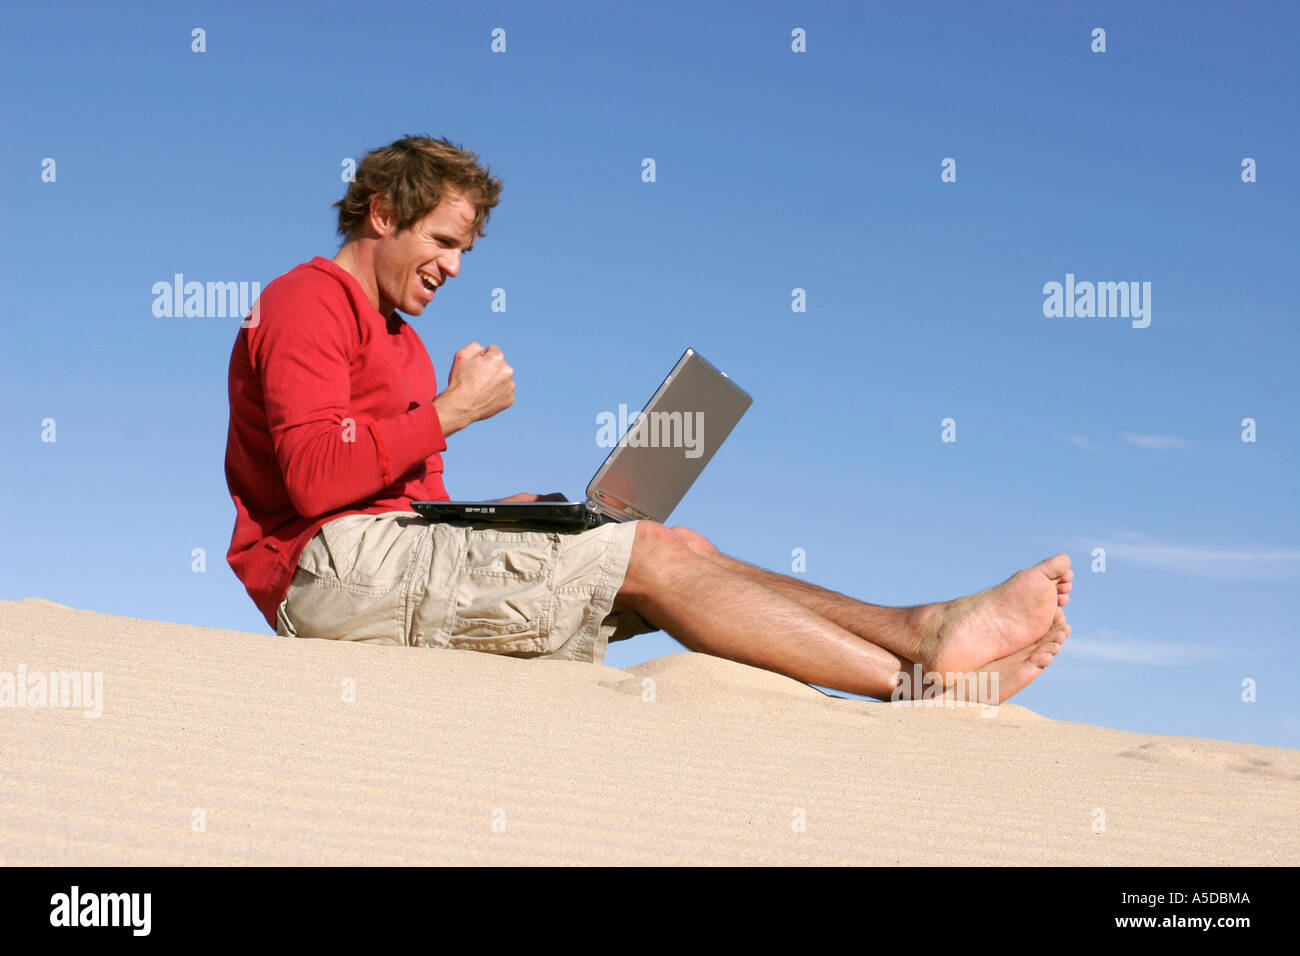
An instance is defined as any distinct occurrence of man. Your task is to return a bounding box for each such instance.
[225,135,1073,704]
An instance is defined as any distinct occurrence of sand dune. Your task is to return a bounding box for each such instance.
[2,596,1297,865]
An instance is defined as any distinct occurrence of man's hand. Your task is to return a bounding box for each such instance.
[493,492,568,503]
[433,342,515,437]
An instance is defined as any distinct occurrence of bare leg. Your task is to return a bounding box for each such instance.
[666,527,932,661]
[612,523,1067,702]
[667,526,1073,679]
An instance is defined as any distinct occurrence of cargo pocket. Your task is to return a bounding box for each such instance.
[280,514,423,646]
[449,530,560,654]
[312,512,425,594]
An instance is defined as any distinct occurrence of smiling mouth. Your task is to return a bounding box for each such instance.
[417,269,440,292]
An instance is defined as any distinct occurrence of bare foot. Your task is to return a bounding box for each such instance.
[971,609,1070,703]
[941,618,1069,705]
[895,609,1070,705]
[915,554,1073,681]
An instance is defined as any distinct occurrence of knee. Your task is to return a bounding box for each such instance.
[669,525,718,557]
[631,520,687,560]
[623,521,692,595]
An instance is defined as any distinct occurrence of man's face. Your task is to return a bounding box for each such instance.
[373,191,477,317]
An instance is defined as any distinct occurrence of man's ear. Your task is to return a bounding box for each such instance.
[367,192,395,236]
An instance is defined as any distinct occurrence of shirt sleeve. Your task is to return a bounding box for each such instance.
[248,277,447,518]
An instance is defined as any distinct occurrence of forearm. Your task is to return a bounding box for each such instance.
[280,406,446,517]
[433,388,474,438]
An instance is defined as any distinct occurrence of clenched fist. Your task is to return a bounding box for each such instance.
[433,342,516,436]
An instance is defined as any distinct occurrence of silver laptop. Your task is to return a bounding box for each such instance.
[411,348,752,530]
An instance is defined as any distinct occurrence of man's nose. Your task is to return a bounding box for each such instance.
[441,250,461,278]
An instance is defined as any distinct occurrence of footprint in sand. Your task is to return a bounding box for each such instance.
[1117,741,1300,780]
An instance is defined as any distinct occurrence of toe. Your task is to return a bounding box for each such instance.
[1036,553,1072,579]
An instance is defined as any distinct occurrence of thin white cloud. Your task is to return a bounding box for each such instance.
[1067,630,1234,666]
[1065,434,1103,452]
[1123,433,1188,450]
[1105,540,1300,578]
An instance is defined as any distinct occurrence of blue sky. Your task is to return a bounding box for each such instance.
[2,0,1297,748]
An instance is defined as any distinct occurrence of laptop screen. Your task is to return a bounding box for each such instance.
[586,349,752,522]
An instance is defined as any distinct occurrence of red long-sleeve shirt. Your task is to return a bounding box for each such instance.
[224,256,450,629]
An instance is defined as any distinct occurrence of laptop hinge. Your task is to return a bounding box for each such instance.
[587,495,652,522]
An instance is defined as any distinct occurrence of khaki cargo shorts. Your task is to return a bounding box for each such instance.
[275,511,656,663]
